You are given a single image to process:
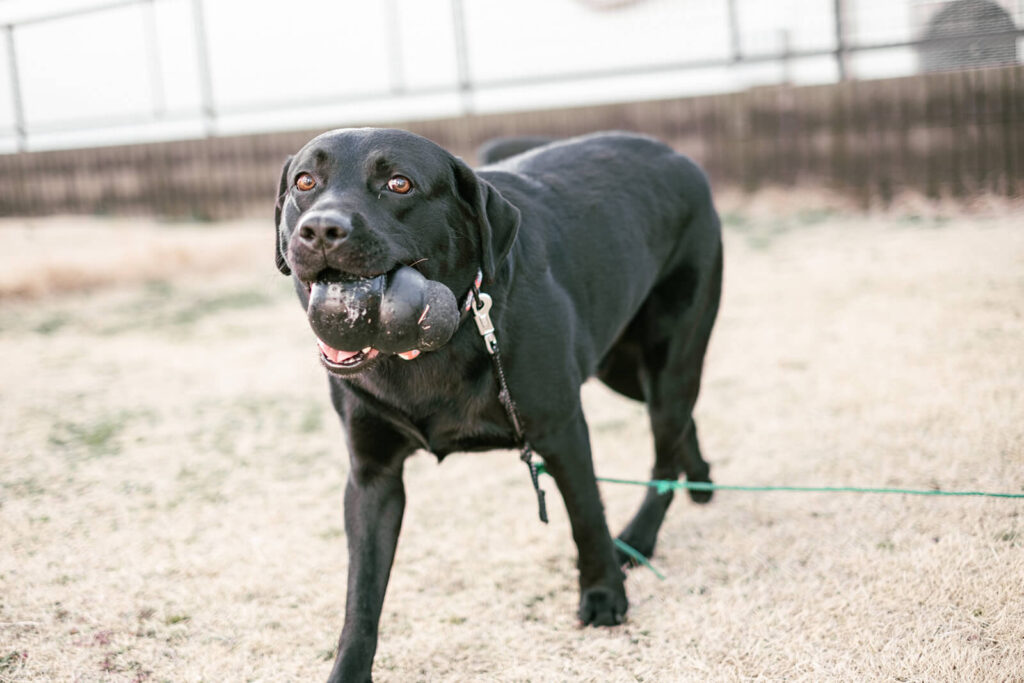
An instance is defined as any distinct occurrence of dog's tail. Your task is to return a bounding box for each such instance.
[476,136,556,166]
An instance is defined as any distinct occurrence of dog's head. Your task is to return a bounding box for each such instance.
[274,128,520,374]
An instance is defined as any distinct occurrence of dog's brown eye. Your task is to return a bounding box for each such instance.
[387,175,412,194]
[296,173,316,191]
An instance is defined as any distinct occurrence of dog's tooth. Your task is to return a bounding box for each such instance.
[361,347,371,354]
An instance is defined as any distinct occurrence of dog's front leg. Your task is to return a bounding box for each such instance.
[538,409,628,627]
[327,413,413,683]
[327,464,404,683]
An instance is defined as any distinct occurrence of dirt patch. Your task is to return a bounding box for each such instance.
[0,211,1022,681]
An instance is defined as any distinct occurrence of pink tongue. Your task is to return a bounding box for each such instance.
[317,339,361,363]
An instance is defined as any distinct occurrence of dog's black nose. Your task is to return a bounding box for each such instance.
[296,211,352,250]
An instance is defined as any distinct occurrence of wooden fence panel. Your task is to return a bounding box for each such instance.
[0,65,1020,219]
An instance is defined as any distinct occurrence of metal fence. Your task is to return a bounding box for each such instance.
[1,0,1021,154]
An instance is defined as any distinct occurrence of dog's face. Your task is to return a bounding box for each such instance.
[275,128,520,375]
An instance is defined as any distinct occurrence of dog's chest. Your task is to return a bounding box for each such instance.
[348,367,516,459]
[416,410,514,459]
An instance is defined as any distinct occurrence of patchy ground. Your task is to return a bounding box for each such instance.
[0,208,1022,682]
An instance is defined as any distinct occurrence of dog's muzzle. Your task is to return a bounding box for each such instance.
[306,266,460,366]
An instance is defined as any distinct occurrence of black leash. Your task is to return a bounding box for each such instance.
[469,280,548,524]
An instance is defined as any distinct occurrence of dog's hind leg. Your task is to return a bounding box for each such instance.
[615,246,722,566]
[616,416,707,564]
[536,407,628,627]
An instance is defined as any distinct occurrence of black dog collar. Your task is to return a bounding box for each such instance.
[460,269,484,315]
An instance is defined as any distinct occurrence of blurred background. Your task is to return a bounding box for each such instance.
[0,0,1021,216]
[2,4,1023,681]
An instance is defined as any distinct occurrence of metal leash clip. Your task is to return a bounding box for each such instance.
[471,285,548,524]
[472,292,498,354]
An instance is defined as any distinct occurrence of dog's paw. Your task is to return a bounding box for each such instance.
[578,585,628,627]
[688,484,713,504]
[686,473,714,504]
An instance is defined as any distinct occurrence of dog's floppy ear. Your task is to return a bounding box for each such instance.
[274,155,294,276]
[452,157,521,285]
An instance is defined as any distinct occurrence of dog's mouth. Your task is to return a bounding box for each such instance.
[308,271,422,373]
[317,339,378,368]
[316,338,420,374]
[302,265,458,373]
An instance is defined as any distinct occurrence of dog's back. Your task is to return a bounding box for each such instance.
[479,132,720,370]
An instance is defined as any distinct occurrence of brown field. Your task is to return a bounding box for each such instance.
[1,205,1022,682]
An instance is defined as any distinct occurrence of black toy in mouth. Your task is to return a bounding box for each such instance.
[305,265,460,369]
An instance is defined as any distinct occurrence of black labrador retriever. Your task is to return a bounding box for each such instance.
[273,128,722,682]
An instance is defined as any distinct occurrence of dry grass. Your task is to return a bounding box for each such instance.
[0,217,266,299]
[0,207,1022,682]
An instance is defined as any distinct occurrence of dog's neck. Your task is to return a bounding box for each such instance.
[332,268,520,456]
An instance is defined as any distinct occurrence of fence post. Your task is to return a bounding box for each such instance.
[726,0,742,63]
[385,0,406,95]
[4,24,26,152]
[780,29,792,84]
[144,0,166,117]
[450,0,473,115]
[833,0,849,81]
[191,0,216,136]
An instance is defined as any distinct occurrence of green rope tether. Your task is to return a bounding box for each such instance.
[593,476,1024,499]
[532,463,1023,499]
[531,462,1022,580]
[613,539,666,581]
